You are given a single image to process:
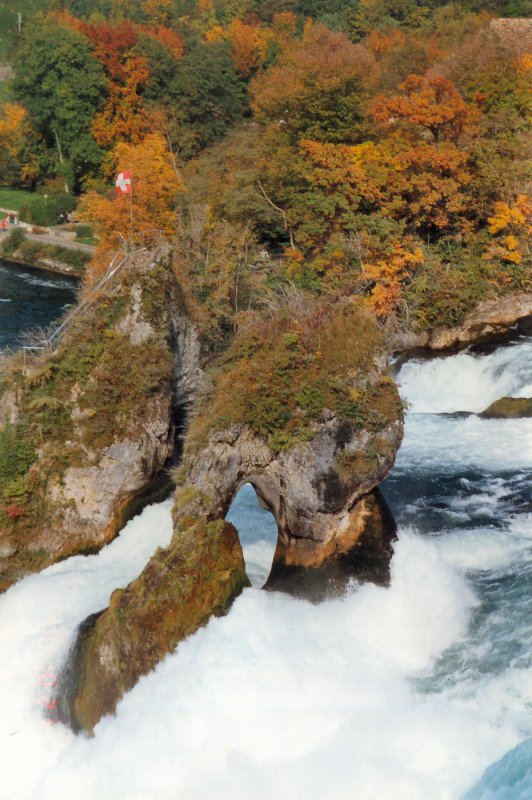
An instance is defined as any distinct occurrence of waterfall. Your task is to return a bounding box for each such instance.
[0,337,530,800]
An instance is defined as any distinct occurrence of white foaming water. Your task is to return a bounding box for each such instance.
[398,339,532,413]
[1,338,531,799]
[1,515,508,800]
[0,501,174,800]
[398,414,532,472]
[0,502,529,800]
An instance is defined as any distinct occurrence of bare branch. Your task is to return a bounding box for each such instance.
[257,179,296,250]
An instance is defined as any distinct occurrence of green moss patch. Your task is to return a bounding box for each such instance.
[480,396,532,419]
[189,300,401,454]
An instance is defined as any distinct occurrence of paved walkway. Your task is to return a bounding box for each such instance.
[1,222,96,253]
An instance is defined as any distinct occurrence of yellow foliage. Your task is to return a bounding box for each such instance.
[204,24,225,42]
[487,195,531,234]
[485,195,531,265]
[284,247,304,279]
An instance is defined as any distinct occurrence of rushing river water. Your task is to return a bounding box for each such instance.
[0,267,531,799]
[0,260,78,351]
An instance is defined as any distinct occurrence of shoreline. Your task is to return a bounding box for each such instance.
[0,253,84,279]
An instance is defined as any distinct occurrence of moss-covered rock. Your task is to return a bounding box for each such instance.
[59,516,248,735]
[480,396,532,419]
[0,246,200,592]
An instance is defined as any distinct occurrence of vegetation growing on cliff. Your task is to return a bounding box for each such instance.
[0,255,179,589]
[188,296,402,454]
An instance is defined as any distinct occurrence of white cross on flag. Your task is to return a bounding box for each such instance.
[115,170,132,196]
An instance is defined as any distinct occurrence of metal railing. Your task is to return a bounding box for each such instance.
[20,234,168,369]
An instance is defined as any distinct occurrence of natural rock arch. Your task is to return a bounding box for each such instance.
[60,299,404,734]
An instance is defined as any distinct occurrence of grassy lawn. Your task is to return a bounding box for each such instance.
[0,186,36,212]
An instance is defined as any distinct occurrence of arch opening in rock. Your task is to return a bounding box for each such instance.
[226,483,278,588]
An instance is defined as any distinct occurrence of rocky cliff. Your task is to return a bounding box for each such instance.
[396,291,532,353]
[0,246,199,591]
[64,299,403,732]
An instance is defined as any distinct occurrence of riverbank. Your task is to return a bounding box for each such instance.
[0,229,92,276]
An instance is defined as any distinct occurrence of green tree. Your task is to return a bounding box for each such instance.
[13,16,108,191]
[168,40,246,157]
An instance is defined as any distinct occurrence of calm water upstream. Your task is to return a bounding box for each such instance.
[0,263,530,799]
[0,259,78,351]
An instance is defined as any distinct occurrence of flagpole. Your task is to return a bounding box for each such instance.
[129,163,134,252]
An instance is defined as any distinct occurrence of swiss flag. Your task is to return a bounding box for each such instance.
[115,170,132,195]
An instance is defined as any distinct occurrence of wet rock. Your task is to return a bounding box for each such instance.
[63,518,248,735]
[264,488,397,602]
[480,396,532,419]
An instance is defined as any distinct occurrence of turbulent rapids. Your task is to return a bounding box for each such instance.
[1,334,531,799]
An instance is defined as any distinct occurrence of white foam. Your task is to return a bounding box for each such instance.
[397,414,532,472]
[0,513,518,800]
[398,340,532,413]
[430,516,532,572]
[0,501,173,799]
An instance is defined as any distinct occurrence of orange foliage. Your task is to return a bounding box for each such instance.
[363,241,424,317]
[144,26,184,60]
[372,74,470,142]
[367,28,406,56]
[74,20,139,81]
[0,103,27,155]
[271,11,297,44]
[300,139,384,209]
[0,102,39,183]
[81,133,185,271]
[382,141,471,230]
[92,57,149,147]
[251,24,375,120]
[229,19,260,77]
[299,135,471,235]
[57,14,151,148]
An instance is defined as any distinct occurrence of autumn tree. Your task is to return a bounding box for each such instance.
[363,238,424,317]
[0,104,33,186]
[228,18,260,77]
[68,19,150,147]
[372,74,470,143]
[442,26,532,219]
[251,23,376,144]
[81,132,184,271]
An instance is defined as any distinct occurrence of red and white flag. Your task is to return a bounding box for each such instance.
[115,170,132,195]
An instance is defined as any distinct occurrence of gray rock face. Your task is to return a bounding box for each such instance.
[397,292,532,352]
[181,413,402,579]
[0,247,200,591]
